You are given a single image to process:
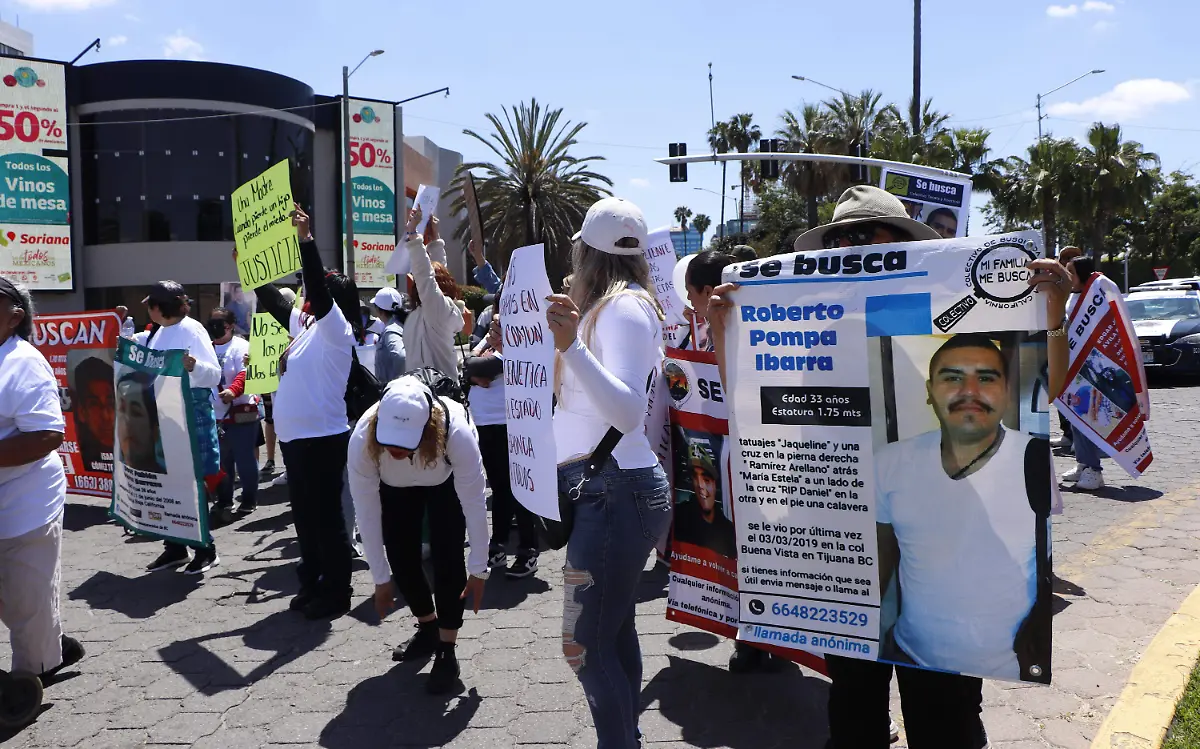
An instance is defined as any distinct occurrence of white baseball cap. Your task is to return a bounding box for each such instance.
[375,377,433,450]
[372,287,404,311]
[574,197,648,256]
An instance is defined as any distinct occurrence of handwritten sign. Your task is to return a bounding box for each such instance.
[412,183,440,235]
[502,244,558,520]
[244,312,290,395]
[233,160,301,290]
[645,227,686,327]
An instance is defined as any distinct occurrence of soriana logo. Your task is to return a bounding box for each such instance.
[3,66,47,89]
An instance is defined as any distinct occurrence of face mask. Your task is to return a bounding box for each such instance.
[206,319,227,338]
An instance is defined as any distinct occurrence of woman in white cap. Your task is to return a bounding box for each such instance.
[371,286,407,383]
[544,197,671,749]
[348,376,490,695]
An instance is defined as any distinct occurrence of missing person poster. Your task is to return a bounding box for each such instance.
[1057,272,1152,476]
[31,310,121,496]
[723,231,1054,684]
[881,168,971,240]
[109,338,211,548]
[219,282,258,337]
[343,97,399,289]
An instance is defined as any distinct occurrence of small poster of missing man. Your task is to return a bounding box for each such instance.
[723,231,1054,684]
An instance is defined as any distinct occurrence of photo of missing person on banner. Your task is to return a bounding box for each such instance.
[1062,348,1138,437]
[115,368,167,475]
[871,331,1052,683]
[67,351,116,473]
[671,425,737,559]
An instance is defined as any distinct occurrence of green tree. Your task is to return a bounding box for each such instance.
[712,113,761,228]
[777,103,839,229]
[446,99,611,285]
[692,213,712,247]
[1127,172,1200,281]
[1075,123,1161,262]
[822,89,891,186]
[674,205,693,233]
[985,137,1083,252]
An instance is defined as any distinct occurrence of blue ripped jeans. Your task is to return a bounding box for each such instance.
[559,458,671,749]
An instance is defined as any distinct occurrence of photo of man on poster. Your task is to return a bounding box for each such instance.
[671,426,736,559]
[68,353,115,473]
[116,369,167,475]
[925,207,959,240]
[875,333,1052,682]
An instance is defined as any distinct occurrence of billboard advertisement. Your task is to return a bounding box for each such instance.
[343,97,399,289]
[0,57,71,290]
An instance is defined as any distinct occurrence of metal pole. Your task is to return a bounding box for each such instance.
[710,63,725,239]
[396,105,405,272]
[912,0,921,133]
[1036,94,1043,141]
[707,63,715,131]
[342,66,355,281]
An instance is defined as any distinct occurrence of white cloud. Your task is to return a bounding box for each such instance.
[123,13,141,22]
[14,0,113,9]
[163,32,204,61]
[1082,0,1115,11]
[1046,4,1079,17]
[1092,19,1115,32]
[1048,79,1191,120]
[107,35,127,47]
[628,177,651,189]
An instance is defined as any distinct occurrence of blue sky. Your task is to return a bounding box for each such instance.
[10,0,1199,240]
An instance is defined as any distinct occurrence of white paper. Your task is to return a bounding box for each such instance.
[413,184,440,235]
[645,227,687,327]
[501,244,559,520]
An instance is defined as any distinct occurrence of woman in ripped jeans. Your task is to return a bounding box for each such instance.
[545,197,672,749]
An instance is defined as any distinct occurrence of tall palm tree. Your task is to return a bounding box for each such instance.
[988,137,1082,252]
[445,99,612,285]
[777,103,839,228]
[719,113,761,227]
[692,214,711,248]
[674,205,693,233]
[1076,123,1161,261]
[707,122,731,237]
[823,90,890,185]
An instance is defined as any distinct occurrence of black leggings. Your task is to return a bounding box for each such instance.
[825,654,986,749]
[380,478,468,630]
[279,432,352,602]
[478,424,538,553]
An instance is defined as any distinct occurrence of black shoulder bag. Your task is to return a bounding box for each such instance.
[535,426,623,551]
[345,348,383,422]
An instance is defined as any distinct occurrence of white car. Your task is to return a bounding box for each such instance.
[1125,286,1200,374]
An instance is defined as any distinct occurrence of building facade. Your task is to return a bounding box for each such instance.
[0,20,33,58]
[670,226,703,256]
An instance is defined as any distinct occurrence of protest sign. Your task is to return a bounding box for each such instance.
[244,312,289,396]
[881,168,972,239]
[412,183,440,235]
[219,281,257,337]
[233,160,301,290]
[464,173,485,249]
[1057,272,1152,476]
[343,97,399,289]
[723,232,1054,684]
[30,310,121,496]
[501,243,558,520]
[109,338,211,548]
[645,228,687,328]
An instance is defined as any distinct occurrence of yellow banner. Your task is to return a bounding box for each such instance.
[234,160,301,290]
[244,312,290,395]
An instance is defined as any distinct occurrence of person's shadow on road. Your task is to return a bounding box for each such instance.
[68,569,202,619]
[639,654,830,748]
[319,668,481,748]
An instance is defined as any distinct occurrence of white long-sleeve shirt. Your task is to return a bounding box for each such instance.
[402,237,463,377]
[555,289,662,468]
[146,317,221,390]
[348,397,490,583]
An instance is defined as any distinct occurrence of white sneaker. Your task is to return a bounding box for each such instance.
[1059,463,1085,483]
[1074,467,1104,491]
[1051,434,1073,448]
[889,718,900,742]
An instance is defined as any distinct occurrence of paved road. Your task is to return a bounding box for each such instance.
[2,380,1198,749]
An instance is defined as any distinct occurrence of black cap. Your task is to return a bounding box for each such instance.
[142,280,190,306]
[481,293,497,306]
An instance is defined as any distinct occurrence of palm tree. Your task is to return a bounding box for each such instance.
[707,122,731,237]
[692,214,711,248]
[445,99,612,285]
[777,103,839,228]
[1076,123,1161,261]
[674,205,693,233]
[718,113,761,227]
[987,137,1082,252]
[823,89,890,184]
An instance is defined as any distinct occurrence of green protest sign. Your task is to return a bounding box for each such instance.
[245,312,289,395]
[233,159,301,290]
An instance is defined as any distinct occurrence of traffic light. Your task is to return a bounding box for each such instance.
[759,139,781,180]
[669,143,688,182]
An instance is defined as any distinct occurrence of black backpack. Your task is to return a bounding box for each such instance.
[407,366,468,406]
[345,348,383,422]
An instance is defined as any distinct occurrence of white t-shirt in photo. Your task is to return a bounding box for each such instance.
[875,427,1037,679]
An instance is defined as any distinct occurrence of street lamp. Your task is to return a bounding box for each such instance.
[1037,69,1104,140]
[398,87,450,105]
[790,75,850,98]
[69,38,101,65]
[342,49,385,281]
[693,187,736,235]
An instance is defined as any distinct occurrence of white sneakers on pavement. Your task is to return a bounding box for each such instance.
[1059,464,1085,483]
[1061,463,1104,491]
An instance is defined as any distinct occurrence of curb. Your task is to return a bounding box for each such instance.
[1091,584,1200,748]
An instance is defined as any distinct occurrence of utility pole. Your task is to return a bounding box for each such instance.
[912,0,921,133]
[709,63,726,239]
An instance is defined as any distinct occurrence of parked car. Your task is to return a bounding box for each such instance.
[1124,287,1200,375]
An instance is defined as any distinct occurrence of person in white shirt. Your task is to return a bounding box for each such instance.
[0,276,86,681]
[371,286,407,383]
[348,377,490,694]
[544,197,671,748]
[207,307,260,517]
[401,208,464,377]
[875,334,1050,682]
[138,281,224,576]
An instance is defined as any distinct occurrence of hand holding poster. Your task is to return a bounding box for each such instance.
[412,184,440,235]
[233,160,301,290]
[723,232,1053,684]
[501,244,558,520]
[1057,272,1152,476]
[109,338,211,548]
[31,311,120,496]
[244,312,289,395]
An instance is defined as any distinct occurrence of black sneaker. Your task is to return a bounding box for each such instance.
[302,596,350,621]
[39,635,86,683]
[289,589,316,612]
[392,621,440,661]
[182,547,220,575]
[506,554,539,579]
[146,546,190,572]
[235,500,257,515]
[426,643,460,694]
[259,459,275,479]
[728,641,767,673]
[487,546,507,570]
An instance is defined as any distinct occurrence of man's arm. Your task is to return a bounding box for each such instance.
[0,431,64,468]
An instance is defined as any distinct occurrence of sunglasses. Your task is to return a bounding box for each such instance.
[821,222,912,250]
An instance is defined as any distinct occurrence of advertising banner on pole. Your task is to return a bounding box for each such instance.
[0,57,71,290]
[881,168,972,239]
[233,160,300,290]
[723,232,1054,684]
[343,97,399,289]
[1057,272,1152,477]
[31,310,121,497]
[109,339,211,548]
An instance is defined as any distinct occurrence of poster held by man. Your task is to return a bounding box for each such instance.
[109,338,211,548]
